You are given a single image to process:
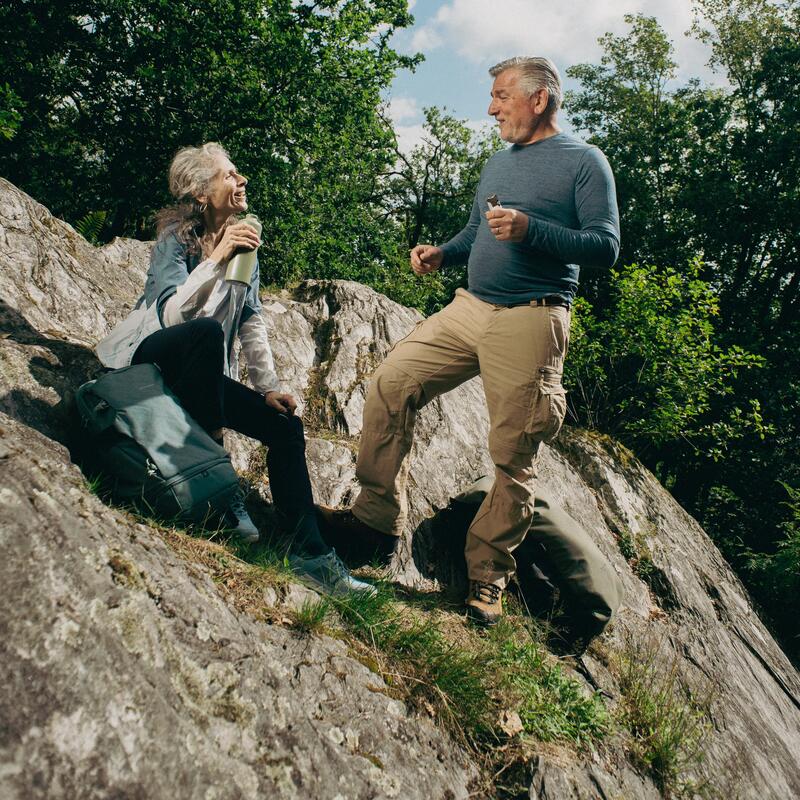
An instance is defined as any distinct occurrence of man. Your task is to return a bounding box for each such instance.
[320,56,620,625]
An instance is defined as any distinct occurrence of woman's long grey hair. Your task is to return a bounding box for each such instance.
[155,142,231,253]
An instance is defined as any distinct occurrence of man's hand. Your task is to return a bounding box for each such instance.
[265,391,297,415]
[486,208,528,242]
[410,244,444,275]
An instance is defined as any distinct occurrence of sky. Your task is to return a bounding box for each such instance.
[386,0,722,152]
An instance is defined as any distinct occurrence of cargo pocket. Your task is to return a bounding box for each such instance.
[525,366,567,442]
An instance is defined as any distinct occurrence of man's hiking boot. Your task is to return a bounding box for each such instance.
[223,490,260,543]
[290,549,377,597]
[465,581,503,627]
[315,506,398,567]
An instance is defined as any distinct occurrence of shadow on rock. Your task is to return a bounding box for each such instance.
[410,494,618,654]
[0,300,103,450]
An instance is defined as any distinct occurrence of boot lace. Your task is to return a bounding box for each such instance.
[228,490,247,520]
[471,581,501,605]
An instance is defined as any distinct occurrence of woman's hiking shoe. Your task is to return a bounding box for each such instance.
[223,491,260,543]
[465,581,503,626]
[290,549,377,597]
[315,505,397,567]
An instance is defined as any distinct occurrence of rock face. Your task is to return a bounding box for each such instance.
[2,176,800,798]
[0,414,477,800]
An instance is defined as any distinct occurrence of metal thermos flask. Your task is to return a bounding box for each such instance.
[225,214,262,283]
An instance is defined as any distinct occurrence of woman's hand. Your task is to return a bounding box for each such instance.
[209,222,262,265]
[265,391,297,416]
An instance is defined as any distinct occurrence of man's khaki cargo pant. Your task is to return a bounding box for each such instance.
[352,288,570,588]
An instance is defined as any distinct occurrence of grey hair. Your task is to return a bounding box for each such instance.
[489,56,562,113]
[155,142,231,251]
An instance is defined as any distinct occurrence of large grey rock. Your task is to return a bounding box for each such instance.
[2,176,799,798]
[0,177,150,445]
[0,414,478,800]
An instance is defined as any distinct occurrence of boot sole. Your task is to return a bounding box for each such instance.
[465,604,502,627]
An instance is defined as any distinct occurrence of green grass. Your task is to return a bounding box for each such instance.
[616,526,657,583]
[326,583,609,757]
[292,597,332,632]
[488,620,608,744]
[616,636,714,797]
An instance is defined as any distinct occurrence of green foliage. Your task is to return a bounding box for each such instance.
[565,14,706,298]
[374,107,503,313]
[565,260,767,461]
[487,621,608,744]
[742,483,800,605]
[0,0,418,273]
[566,5,800,662]
[615,527,656,584]
[0,83,23,140]
[616,636,713,796]
[292,597,331,633]
[379,107,502,250]
[74,210,109,245]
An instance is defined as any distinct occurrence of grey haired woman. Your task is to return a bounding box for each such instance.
[96,142,372,596]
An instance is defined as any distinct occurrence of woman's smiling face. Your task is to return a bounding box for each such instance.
[204,156,248,216]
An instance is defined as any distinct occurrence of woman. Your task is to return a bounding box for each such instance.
[96,142,372,596]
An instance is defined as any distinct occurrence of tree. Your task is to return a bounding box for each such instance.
[374,108,502,313]
[565,5,800,661]
[564,260,767,463]
[565,14,715,304]
[0,0,418,287]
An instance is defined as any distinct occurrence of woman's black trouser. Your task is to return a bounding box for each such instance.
[132,317,315,530]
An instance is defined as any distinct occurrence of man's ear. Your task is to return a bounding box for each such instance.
[531,88,549,115]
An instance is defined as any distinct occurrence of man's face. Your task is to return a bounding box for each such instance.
[488,69,542,145]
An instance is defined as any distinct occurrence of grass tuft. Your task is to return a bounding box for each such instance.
[327,582,609,764]
[615,635,713,797]
[487,620,608,744]
[292,597,331,633]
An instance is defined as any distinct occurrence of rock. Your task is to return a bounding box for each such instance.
[0,413,478,799]
[2,176,800,798]
[528,754,662,800]
[0,177,150,446]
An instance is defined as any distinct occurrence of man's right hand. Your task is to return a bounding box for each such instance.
[410,244,443,275]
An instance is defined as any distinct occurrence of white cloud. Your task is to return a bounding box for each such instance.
[388,96,422,124]
[408,0,716,83]
[394,118,497,155]
[394,123,428,154]
[410,26,444,52]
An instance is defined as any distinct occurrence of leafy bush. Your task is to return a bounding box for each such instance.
[565,260,768,462]
[742,483,800,607]
[0,83,23,141]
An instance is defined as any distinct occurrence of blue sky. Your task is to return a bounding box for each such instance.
[386,0,720,151]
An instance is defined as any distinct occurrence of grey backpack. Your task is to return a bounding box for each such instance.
[75,363,238,523]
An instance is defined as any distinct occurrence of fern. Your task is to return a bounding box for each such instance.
[74,210,109,244]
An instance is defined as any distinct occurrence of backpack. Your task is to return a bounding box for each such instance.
[75,363,238,523]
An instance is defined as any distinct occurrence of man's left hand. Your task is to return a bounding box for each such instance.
[486,208,528,242]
